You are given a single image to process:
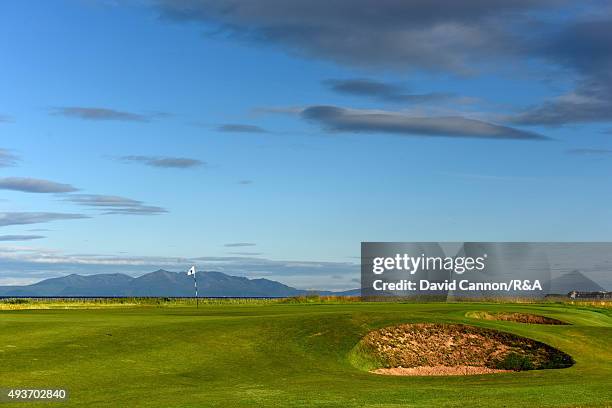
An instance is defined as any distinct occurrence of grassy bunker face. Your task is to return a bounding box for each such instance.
[466,311,569,325]
[351,323,573,376]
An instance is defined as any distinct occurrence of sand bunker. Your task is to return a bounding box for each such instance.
[373,366,510,376]
[466,311,568,325]
[356,323,572,376]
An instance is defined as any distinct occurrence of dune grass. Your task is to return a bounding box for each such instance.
[0,301,610,407]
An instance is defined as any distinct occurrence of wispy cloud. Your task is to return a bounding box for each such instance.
[0,114,13,123]
[510,20,612,126]
[156,1,612,131]
[0,235,44,241]
[217,124,268,133]
[511,88,612,126]
[227,251,262,256]
[324,78,455,104]
[0,149,19,167]
[119,155,204,169]
[224,243,256,247]
[0,177,78,193]
[51,107,166,122]
[237,180,253,185]
[64,194,167,216]
[0,212,88,227]
[301,106,548,141]
[567,148,612,156]
[155,0,542,74]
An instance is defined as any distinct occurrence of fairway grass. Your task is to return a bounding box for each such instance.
[0,302,610,407]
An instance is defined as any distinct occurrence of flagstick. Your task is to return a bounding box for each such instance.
[188,266,198,309]
[195,273,198,309]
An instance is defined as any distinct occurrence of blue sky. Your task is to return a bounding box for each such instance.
[1,1,611,289]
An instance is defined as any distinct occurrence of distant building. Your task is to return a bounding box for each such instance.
[568,290,612,299]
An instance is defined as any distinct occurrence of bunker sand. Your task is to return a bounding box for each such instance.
[357,323,573,375]
[373,365,511,376]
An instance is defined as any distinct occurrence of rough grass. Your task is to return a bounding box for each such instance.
[466,311,569,325]
[2,295,611,310]
[0,297,280,309]
[0,295,360,310]
[0,302,610,407]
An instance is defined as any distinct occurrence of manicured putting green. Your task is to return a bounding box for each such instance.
[0,302,610,407]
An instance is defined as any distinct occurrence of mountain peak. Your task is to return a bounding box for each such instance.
[549,270,605,293]
[0,269,352,297]
[151,269,173,274]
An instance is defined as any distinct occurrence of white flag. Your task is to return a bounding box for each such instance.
[187,266,196,276]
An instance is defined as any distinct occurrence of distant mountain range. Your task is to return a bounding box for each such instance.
[0,270,360,297]
[0,269,605,298]
[548,270,605,294]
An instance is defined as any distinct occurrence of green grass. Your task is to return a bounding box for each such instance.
[0,301,610,407]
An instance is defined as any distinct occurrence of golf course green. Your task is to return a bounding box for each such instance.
[1,301,610,407]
